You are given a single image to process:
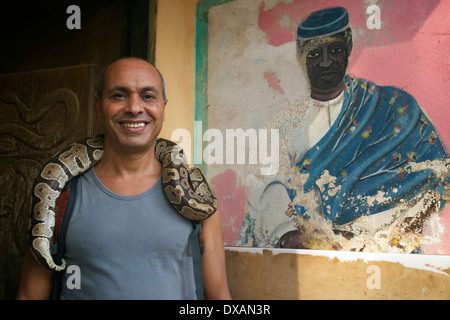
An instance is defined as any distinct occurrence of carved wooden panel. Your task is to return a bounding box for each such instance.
[0,65,97,298]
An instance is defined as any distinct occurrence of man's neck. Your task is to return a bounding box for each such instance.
[94,143,162,196]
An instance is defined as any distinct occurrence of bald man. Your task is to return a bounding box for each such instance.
[17,57,231,300]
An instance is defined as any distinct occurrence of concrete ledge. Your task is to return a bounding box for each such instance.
[225,247,450,299]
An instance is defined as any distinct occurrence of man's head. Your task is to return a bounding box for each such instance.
[296,7,352,101]
[97,58,166,101]
[95,57,168,154]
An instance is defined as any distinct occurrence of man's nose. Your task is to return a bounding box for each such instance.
[125,94,143,115]
[319,48,332,68]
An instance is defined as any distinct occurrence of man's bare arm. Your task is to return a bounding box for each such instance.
[200,210,232,300]
[16,247,53,300]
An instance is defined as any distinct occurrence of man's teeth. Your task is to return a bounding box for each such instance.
[122,122,146,128]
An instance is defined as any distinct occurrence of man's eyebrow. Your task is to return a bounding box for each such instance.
[107,86,129,93]
[140,86,159,93]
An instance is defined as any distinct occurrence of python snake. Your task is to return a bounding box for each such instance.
[29,135,218,271]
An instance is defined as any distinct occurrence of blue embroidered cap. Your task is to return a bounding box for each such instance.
[297,7,349,41]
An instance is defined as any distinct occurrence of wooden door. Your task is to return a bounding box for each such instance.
[0,0,157,299]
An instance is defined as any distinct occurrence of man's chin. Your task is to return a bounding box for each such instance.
[108,134,156,152]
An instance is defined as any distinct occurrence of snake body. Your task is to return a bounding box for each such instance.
[29,135,218,271]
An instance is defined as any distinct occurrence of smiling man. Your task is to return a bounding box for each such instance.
[97,58,166,157]
[17,57,231,300]
[93,58,168,196]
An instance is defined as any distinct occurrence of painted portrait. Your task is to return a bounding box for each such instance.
[195,0,450,254]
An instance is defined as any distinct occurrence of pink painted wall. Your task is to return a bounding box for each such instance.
[211,169,247,245]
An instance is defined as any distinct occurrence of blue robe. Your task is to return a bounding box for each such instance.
[287,75,449,227]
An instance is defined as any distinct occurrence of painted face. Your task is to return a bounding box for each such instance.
[96,58,167,153]
[303,34,350,99]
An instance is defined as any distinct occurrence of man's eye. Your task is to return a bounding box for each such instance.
[143,94,156,100]
[307,51,320,58]
[330,47,343,54]
[113,93,126,99]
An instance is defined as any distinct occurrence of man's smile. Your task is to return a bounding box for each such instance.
[120,122,147,128]
[117,120,151,132]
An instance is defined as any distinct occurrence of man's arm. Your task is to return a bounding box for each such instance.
[16,247,53,300]
[200,210,232,300]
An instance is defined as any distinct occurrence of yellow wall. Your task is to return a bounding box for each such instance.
[154,0,450,300]
[225,247,450,300]
[155,0,199,151]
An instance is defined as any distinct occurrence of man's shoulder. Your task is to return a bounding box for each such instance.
[347,75,416,100]
[346,74,422,114]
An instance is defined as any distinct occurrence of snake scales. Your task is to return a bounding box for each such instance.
[29,135,218,271]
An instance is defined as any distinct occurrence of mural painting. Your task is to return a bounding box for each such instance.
[196,0,450,254]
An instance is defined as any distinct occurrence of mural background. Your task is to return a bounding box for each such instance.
[195,0,450,254]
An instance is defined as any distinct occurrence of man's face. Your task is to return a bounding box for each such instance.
[303,34,350,98]
[96,58,167,153]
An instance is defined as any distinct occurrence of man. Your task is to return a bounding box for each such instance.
[241,7,449,251]
[17,57,231,299]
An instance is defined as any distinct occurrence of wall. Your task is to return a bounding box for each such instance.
[202,0,450,254]
[226,247,450,299]
[154,0,450,299]
[155,0,198,146]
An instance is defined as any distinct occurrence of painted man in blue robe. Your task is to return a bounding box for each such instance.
[240,7,449,251]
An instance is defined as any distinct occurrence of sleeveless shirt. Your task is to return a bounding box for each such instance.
[60,167,197,299]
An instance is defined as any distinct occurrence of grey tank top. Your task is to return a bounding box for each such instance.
[60,167,197,300]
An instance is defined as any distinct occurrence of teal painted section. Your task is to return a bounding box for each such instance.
[195,0,235,174]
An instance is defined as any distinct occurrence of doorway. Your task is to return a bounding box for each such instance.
[0,0,157,299]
